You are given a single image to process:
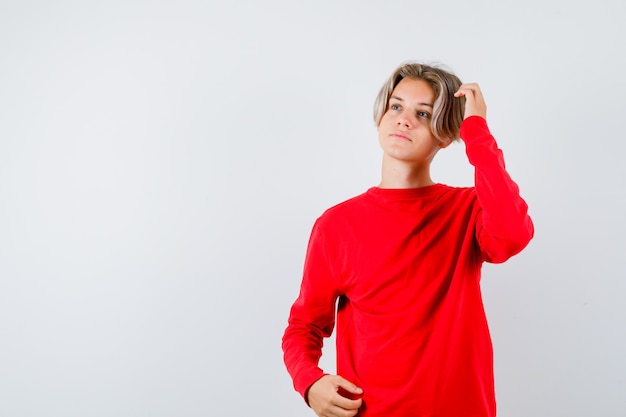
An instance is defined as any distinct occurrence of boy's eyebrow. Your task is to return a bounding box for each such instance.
[390,95,433,108]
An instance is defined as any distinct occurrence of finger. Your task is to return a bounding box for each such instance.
[333,395,363,411]
[337,385,363,400]
[458,82,480,90]
[335,376,363,396]
[468,84,484,102]
[327,403,362,417]
[454,83,481,97]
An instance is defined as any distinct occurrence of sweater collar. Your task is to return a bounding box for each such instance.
[367,184,446,201]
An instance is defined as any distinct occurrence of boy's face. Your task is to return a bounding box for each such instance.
[377,78,443,164]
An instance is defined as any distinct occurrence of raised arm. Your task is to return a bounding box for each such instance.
[455,84,534,263]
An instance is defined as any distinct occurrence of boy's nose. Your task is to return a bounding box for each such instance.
[397,114,413,128]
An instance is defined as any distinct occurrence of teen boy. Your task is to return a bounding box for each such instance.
[282,62,534,417]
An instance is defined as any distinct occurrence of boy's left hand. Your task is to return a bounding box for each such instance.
[454,83,487,120]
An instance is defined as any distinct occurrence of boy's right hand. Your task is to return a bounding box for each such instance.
[306,374,363,417]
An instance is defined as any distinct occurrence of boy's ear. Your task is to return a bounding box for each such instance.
[438,138,453,149]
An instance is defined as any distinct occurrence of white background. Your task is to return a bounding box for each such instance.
[1,1,624,416]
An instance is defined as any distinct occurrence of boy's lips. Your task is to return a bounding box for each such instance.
[391,132,411,141]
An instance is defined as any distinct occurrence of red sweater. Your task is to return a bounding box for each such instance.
[282,116,534,416]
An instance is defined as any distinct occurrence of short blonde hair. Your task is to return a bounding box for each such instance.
[373,62,465,144]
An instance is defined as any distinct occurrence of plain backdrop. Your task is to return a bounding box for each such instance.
[1,1,624,416]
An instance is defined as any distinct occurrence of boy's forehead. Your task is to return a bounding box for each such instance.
[390,79,435,106]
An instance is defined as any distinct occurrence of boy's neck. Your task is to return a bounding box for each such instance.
[378,155,435,189]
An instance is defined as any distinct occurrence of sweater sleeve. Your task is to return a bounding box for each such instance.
[282,219,341,400]
[460,116,534,263]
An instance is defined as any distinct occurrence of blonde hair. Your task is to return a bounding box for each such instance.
[373,62,465,144]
